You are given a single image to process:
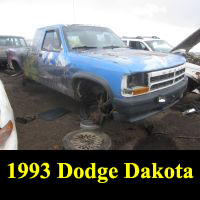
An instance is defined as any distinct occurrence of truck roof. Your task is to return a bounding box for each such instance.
[122,36,161,42]
[37,24,107,30]
[0,35,25,38]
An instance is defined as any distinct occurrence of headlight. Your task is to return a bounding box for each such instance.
[121,73,149,97]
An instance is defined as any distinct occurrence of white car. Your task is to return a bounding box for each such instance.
[122,36,173,53]
[0,80,18,150]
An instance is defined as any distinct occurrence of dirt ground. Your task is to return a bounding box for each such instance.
[1,71,200,150]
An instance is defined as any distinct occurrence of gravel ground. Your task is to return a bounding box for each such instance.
[1,71,200,150]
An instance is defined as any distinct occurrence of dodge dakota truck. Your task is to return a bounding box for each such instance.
[0,35,27,70]
[21,24,187,124]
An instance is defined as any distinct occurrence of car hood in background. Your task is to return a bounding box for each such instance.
[171,28,200,52]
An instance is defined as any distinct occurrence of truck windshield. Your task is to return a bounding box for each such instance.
[146,40,173,53]
[0,36,27,47]
[64,26,126,50]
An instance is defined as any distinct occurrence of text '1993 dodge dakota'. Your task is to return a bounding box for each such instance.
[21,24,188,124]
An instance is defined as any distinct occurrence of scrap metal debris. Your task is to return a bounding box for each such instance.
[192,89,200,94]
[15,115,36,124]
[187,53,200,66]
[142,121,200,141]
[182,108,196,116]
[16,107,70,124]
[182,102,200,116]
[38,107,70,121]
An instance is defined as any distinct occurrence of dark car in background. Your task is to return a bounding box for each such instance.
[0,36,27,70]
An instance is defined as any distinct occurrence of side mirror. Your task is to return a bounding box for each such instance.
[172,49,187,58]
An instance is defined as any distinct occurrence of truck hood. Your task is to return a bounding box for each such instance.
[79,48,186,73]
[171,28,200,52]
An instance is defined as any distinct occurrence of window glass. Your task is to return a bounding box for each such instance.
[64,26,126,49]
[129,41,148,50]
[0,37,11,46]
[129,41,142,49]
[122,40,127,45]
[7,38,12,46]
[9,38,15,46]
[19,38,27,47]
[14,38,20,46]
[0,37,26,47]
[140,42,148,50]
[67,35,82,49]
[42,31,61,51]
[146,40,173,53]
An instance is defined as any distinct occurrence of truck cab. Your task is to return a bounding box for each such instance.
[23,25,187,124]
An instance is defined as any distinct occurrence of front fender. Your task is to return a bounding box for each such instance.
[72,72,114,100]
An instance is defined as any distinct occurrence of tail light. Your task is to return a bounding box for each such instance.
[0,120,13,146]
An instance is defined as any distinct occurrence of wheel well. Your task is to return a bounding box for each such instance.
[73,78,111,101]
[74,78,113,124]
[74,79,104,98]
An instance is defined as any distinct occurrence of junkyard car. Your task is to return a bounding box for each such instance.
[122,36,173,53]
[0,80,18,150]
[0,35,27,71]
[21,24,187,123]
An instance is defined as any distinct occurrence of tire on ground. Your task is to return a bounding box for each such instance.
[63,129,112,150]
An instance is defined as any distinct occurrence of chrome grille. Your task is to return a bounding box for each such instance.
[148,65,185,92]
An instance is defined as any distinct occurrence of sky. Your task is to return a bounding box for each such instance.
[0,0,200,49]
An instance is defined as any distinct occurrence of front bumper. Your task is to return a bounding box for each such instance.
[112,77,188,122]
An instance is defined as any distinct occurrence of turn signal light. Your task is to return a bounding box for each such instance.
[132,87,149,96]
[0,120,13,145]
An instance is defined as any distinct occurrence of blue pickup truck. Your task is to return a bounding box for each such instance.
[22,24,187,124]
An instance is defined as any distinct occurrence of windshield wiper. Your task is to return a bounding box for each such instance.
[103,45,122,49]
[72,46,98,50]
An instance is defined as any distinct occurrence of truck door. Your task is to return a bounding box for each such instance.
[38,29,68,93]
